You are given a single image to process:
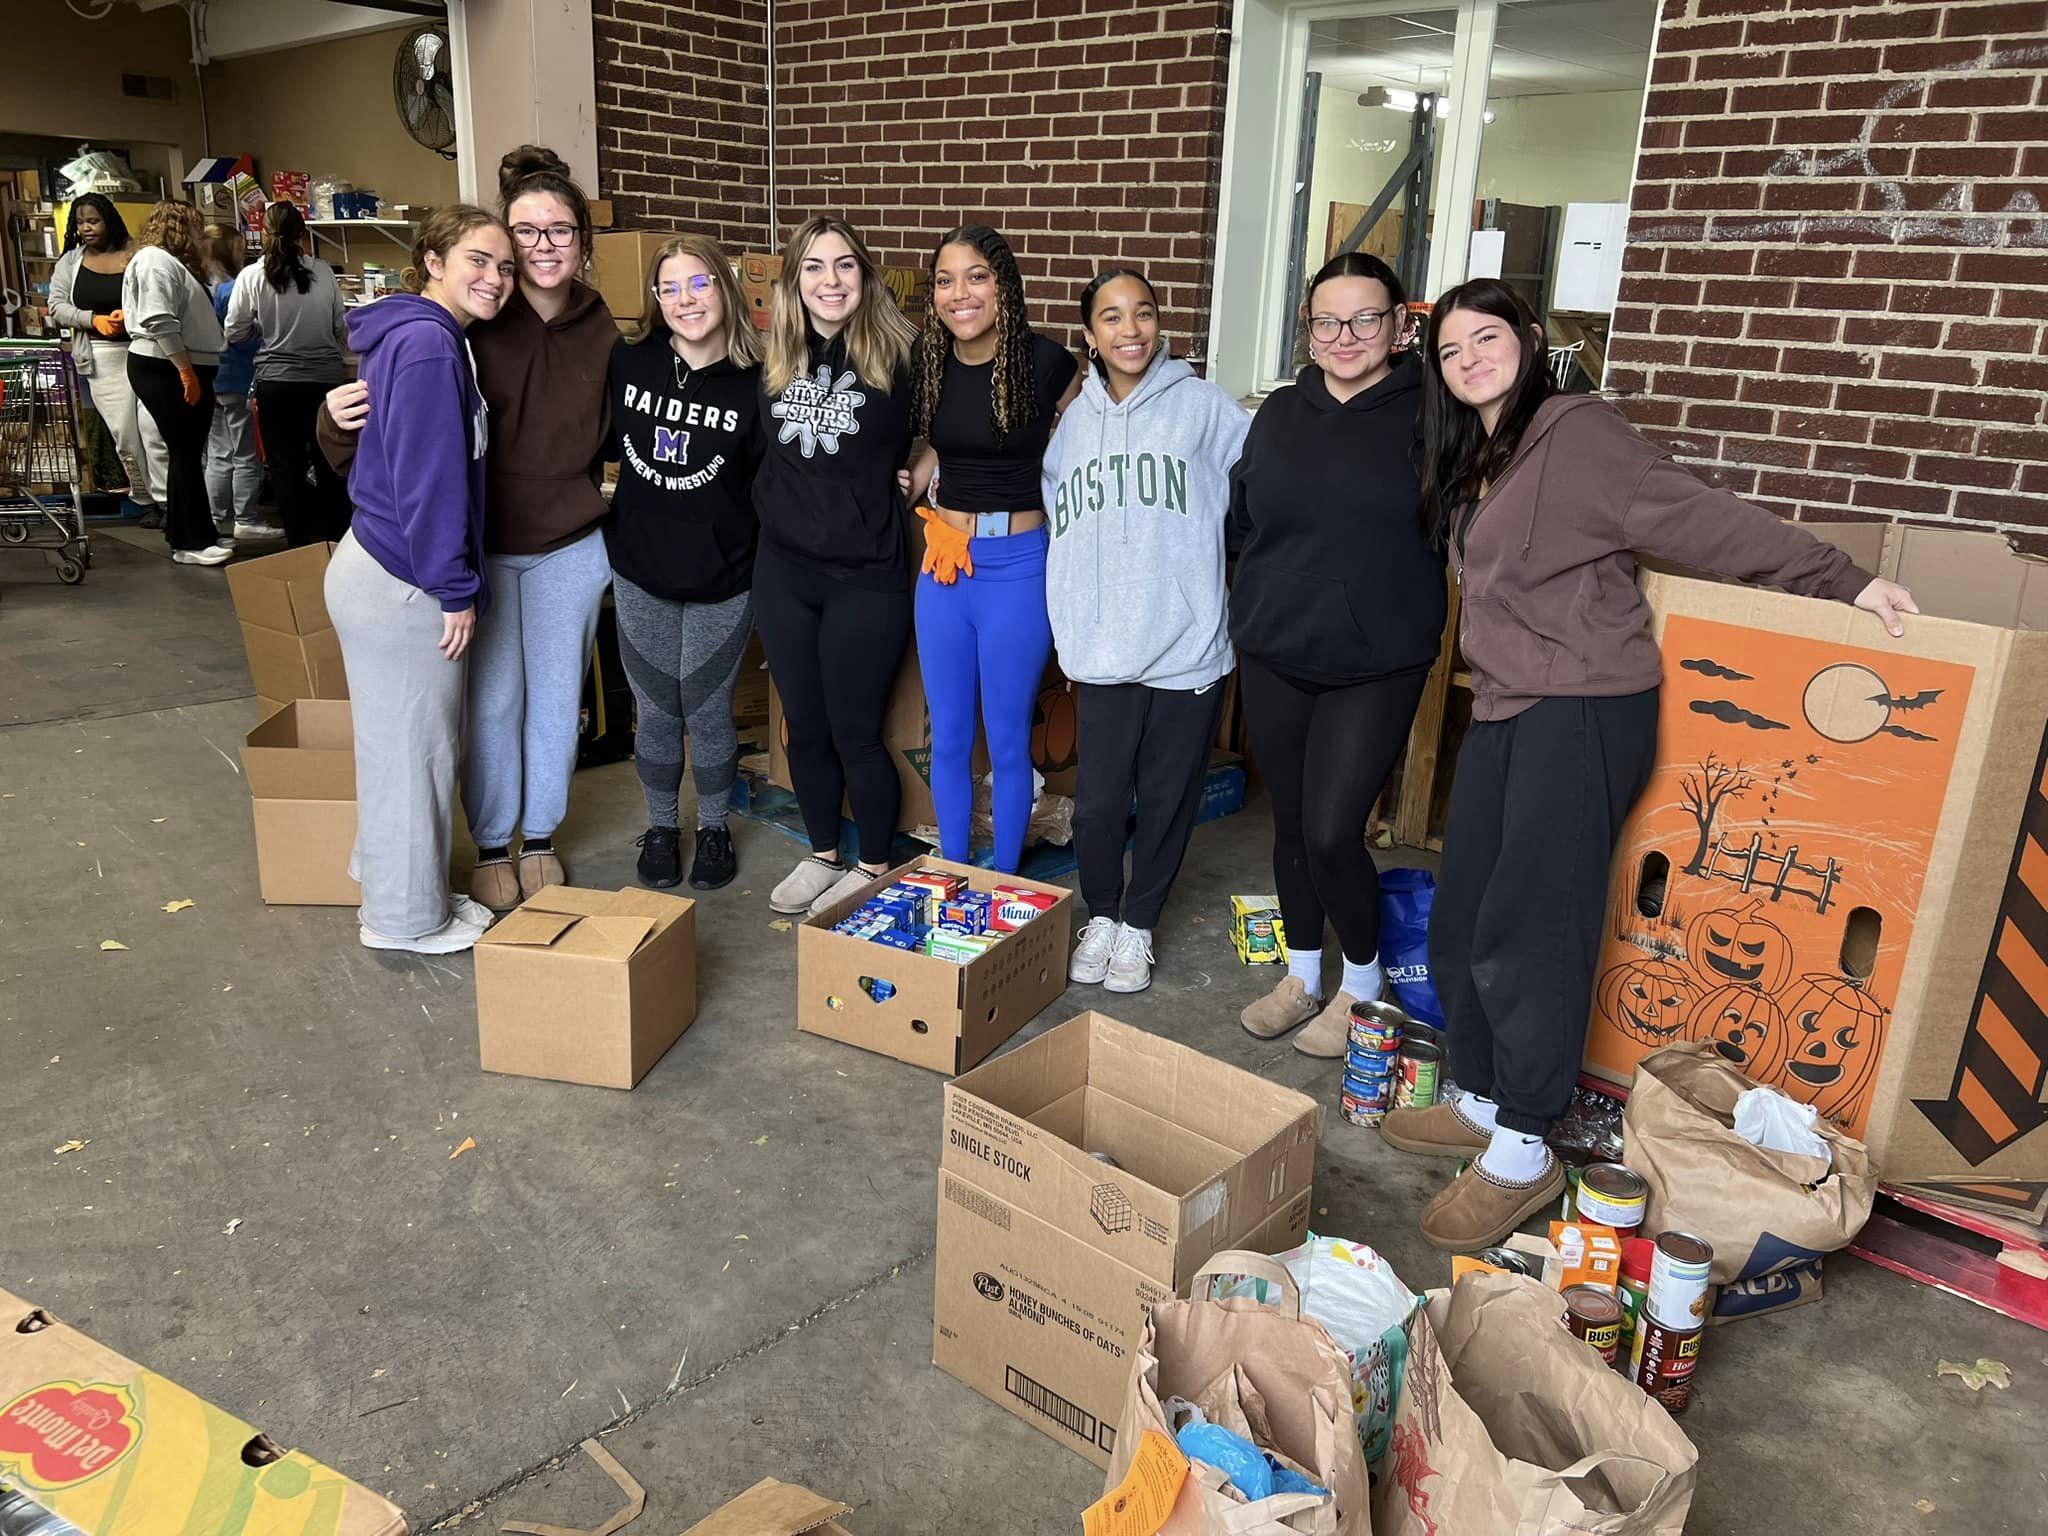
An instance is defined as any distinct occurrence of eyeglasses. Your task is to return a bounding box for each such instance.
[512,223,579,249]
[1308,309,1397,343]
[654,274,715,301]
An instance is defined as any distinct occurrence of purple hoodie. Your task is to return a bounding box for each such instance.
[344,293,489,614]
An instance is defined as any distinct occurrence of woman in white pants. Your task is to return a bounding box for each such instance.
[47,195,161,521]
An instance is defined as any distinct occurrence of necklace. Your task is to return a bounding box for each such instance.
[671,352,692,391]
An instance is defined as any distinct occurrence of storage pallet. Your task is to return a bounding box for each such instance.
[1847,1185,2048,1331]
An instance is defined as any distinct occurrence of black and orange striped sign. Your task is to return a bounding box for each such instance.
[1916,725,2048,1164]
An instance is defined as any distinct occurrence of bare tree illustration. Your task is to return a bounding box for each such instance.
[1680,753,1754,875]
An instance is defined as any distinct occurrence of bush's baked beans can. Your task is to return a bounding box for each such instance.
[1645,1232,1714,1329]
[1562,1284,1624,1366]
[1630,1312,1704,1414]
[1573,1162,1648,1232]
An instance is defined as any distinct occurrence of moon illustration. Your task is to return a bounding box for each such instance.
[1803,663,1891,743]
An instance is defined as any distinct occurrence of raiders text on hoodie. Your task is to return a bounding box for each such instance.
[605,334,766,604]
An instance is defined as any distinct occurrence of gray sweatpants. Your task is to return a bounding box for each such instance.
[325,532,467,939]
[612,571,754,828]
[206,393,263,529]
[463,530,612,848]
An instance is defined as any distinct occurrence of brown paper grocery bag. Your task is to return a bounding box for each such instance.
[1374,1273,1696,1536]
[1622,1042,1879,1290]
[1104,1251,1370,1536]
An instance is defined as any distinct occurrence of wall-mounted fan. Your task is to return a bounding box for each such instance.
[394,24,457,158]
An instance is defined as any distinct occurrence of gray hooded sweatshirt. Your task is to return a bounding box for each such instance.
[1041,351,1250,691]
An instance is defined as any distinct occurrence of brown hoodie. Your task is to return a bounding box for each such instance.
[317,281,615,555]
[1455,395,1872,721]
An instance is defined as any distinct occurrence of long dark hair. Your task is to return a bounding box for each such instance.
[498,144,593,264]
[262,202,313,294]
[1418,278,1555,549]
[1078,267,1159,379]
[62,194,129,253]
[913,225,1036,441]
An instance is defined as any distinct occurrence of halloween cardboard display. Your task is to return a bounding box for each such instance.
[1585,524,2048,1213]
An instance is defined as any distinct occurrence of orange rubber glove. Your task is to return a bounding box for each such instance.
[92,313,122,337]
[918,505,974,585]
[178,364,202,406]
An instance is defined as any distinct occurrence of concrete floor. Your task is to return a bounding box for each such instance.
[3,533,2044,1535]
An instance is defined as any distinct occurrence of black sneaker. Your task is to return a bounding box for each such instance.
[688,825,737,890]
[635,825,682,888]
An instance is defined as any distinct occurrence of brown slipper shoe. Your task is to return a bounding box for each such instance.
[1240,976,1321,1039]
[1419,1155,1566,1252]
[1380,1098,1494,1159]
[518,847,566,898]
[469,856,521,912]
[1293,990,1360,1057]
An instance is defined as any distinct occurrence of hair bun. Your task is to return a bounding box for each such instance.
[499,144,571,196]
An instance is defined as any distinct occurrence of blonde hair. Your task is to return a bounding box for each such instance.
[632,234,761,368]
[401,203,508,295]
[139,201,207,285]
[764,216,915,396]
[200,222,245,286]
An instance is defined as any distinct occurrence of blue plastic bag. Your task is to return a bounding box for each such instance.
[1378,867,1444,1028]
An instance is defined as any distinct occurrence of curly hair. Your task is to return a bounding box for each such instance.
[138,201,208,285]
[912,225,1036,443]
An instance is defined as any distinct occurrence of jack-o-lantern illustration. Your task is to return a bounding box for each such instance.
[1685,900,1795,993]
[1031,684,1077,774]
[1598,957,1701,1046]
[1686,983,1790,1082]
[1776,973,1890,1121]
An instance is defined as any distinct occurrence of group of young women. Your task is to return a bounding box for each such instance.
[102,138,1914,1249]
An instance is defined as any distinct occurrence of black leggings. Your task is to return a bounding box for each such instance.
[127,352,216,552]
[257,379,352,547]
[1239,655,1428,964]
[752,543,913,866]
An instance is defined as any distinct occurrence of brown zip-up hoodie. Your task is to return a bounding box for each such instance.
[1455,395,1872,721]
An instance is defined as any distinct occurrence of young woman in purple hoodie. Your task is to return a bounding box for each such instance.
[323,205,516,955]
[1384,278,1916,1253]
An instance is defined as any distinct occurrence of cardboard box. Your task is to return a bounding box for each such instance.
[475,885,697,1089]
[0,1289,405,1535]
[224,542,347,719]
[590,229,676,326]
[933,1012,1319,1467]
[240,698,359,906]
[798,857,1072,1074]
[738,251,929,333]
[1588,524,2048,1212]
[682,1477,854,1534]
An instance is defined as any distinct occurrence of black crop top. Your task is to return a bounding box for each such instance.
[926,331,1077,514]
[71,262,125,317]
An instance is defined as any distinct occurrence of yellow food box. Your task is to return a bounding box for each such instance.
[1229,894,1287,965]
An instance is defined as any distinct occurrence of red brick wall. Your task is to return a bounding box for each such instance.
[1610,0,2048,544]
[592,0,771,248]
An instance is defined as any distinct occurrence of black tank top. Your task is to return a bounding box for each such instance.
[72,262,124,317]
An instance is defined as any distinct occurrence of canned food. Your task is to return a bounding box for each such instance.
[1617,1236,1654,1362]
[1348,1000,1406,1055]
[1574,1162,1648,1232]
[1393,1041,1442,1110]
[1562,1283,1624,1366]
[1630,1313,1703,1414]
[1088,1151,1122,1168]
[1340,1071,1393,1126]
[1474,1245,1537,1277]
[1646,1232,1714,1328]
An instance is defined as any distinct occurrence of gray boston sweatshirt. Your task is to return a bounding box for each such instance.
[1041,350,1251,691]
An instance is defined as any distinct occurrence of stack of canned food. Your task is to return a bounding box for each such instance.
[1339,1000,1446,1127]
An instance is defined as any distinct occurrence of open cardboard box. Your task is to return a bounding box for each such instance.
[475,885,698,1089]
[1591,524,2048,1214]
[798,856,1072,1074]
[224,542,346,720]
[0,1289,405,1535]
[933,1012,1319,1467]
[240,697,359,906]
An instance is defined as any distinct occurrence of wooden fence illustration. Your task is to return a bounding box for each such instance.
[1696,832,1842,914]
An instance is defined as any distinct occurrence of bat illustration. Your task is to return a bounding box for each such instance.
[1690,699,1789,732]
[1869,688,1944,710]
[1682,658,1755,682]
[1879,723,1937,742]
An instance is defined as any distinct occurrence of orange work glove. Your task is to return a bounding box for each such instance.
[918,505,974,585]
[91,313,122,337]
[178,364,201,407]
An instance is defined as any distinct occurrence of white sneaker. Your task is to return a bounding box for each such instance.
[234,520,281,542]
[451,894,495,930]
[359,906,489,955]
[1069,916,1119,984]
[770,855,849,915]
[808,864,880,919]
[172,544,232,567]
[1105,924,1154,994]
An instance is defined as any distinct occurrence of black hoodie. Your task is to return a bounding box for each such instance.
[605,333,766,604]
[1227,358,1446,685]
[754,327,916,587]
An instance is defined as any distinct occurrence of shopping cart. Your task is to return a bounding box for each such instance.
[0,342,90,586]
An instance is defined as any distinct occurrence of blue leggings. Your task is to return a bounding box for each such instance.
[915,526,1053,872]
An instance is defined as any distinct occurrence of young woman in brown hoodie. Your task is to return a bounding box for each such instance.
[1384,278,1916,1252]
[322,147,617,910]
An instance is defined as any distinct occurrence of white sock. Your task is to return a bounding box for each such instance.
[1457,1092,1500,1133]
[1285,946,1323,998]
[1340,953,1385,1002]
[1478,1127,1549,1184]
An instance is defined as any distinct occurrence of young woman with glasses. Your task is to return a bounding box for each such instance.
[322,146,616,911]
[1230,252,1446,1055]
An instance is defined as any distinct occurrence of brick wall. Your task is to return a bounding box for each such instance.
[591,0,771,248]
[1610,0,2048,546]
